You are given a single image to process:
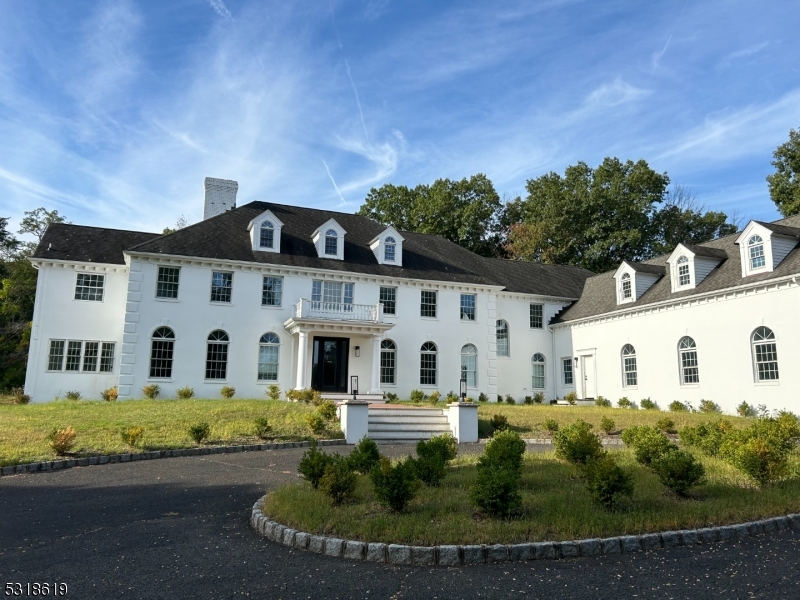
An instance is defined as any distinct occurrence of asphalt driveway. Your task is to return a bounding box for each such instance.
[1,445,798,599]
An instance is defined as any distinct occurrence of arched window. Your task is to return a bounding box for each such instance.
[621,273,632,299]
[461,344,478,388]
[384,237,396,262]
[752,326,778,381]
[678,336,699,384]
[149,326,175,379]
[748,235,766,269]
[621,344,637,387]
[420,342,437,386]
[531,353,546,389]
[206,330,229,380]
[258,332,280,381]
[496,320,509,357]
[380,339,396,385]
[325,229,338,255]
[676,256,691,287]
[260,221,274,248]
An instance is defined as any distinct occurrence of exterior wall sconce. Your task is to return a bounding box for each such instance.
[351,375,359,399]
[354,346,360,357]
[460,377,467,401]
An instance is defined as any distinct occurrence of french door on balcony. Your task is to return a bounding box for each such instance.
[311,336,350,393]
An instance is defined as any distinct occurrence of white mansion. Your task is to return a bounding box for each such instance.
[24,178,800,413]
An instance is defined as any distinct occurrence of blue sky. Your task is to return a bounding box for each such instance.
[2,0,800,238]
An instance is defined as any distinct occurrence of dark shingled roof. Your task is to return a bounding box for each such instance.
[681,244,728,260]
[32,225,160,265]
[33,201,594,298]
[752,221,800,239]
[553,214,800,324]
[622,261,666,275]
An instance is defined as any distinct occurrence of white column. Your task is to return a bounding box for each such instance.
[296,331,308,390]
[369,334,382,394]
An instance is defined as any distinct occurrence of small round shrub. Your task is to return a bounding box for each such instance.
[11,387,31,404]
[306,412,326,435]
[640,398,658,410]
[505,394,516,405]
[266,384,281,400]
[490,414,509,434]
[142,384,160,399]
[563,391,578,405]
[656,417,676,434]
[298,443,334,489]
[617,397,632,409]
[736,401,756,418]
[428,390,441,405]
[65,390,81,401]
[348,436,381,474]
[532,392,546,404]
[371,456,419,511]
[482,429,526,473]
[669,400,689,412]
[176,386,195,399]
[101,386,118,402]
[599,416,615,435]
[542,418,559,434]
[319,454,357,506]
[188,422,210,444]
[121,426,145,448]
[414,433,457,486]
[698,399,722,414]
[730,437,788,486]
[524,396,533,405]
[410,389,425,403]
[624,426,677,466]
[553,420,603,466]
[584,453,633,510]
[445,392,459,403]
[470,463,522,518]
[594,396,611,408]
[317,400,337,421]
[478,392,488,402]
[47,427,77,455]
[650,449,705,496]
[220,386,236,399]
[254,417,272,440]
[679,420,734,457]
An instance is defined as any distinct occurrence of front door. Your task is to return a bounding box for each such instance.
[580,354,596,399]
[311,337,350,393]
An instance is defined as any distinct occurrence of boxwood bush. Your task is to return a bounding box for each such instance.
[553,420,603,466]
[371,456,419,511]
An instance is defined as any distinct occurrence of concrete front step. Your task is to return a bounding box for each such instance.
[369,424,452,433]
[368,408,444,417]
[368,429,451,440]
[368,416,449,424]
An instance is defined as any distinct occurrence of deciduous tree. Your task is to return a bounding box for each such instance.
[767,128,800,217]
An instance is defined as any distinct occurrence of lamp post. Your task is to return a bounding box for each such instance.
[460,377,467,402]
[351,375,359,401]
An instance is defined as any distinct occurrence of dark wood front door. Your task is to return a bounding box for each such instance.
[311,337,349,393]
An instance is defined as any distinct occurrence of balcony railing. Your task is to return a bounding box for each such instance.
[293,298,384,323]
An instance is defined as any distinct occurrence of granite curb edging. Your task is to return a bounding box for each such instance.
[0,439,347,477]
[250,494,800,566]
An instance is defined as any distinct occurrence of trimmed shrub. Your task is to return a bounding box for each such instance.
[478,392,488,402]
[729,437,788,486]
[595,396,611,408]
[669,400,689,412]
[254,417,272,439]
[371,456,419,511]
[584,453,634,510]
[298,443,334,488]
[617,397,632,409]
[121,426,144,448]
[656,417,676,434]
[11,387,31,404]
[481,429,526,474]
[543,418,559,434]
[66,390,81,401]
[736,401,756,418]
[532,392,545,404]
[428,390,441,405]
[553,420,603,466]
[470,464,522,518]
[640,398,658,410]
[48,427,77,455]
[505,394,516,405]
[564,391,577,405]
[188,422,210,444]
[101,386,118,402]
[699,399,722,414]
[142,384,160,399]
[446,392,459,403]
[317,400,337,421]
[599,416,615,435]
[651,449,705,496]
[220,386,236,399]
[306,412,326,435]
[490,414,509,434]
[523,396,533,405]
[414,433,457,486]
[348,436,381,474]
[286,388,321,404]
[679,420,734,457]
[385,392,399,402]
[623,426,676,466]
[319,454,357,506]
[410,389,425,403]
[266,384,281,400]
[176,386,195,399]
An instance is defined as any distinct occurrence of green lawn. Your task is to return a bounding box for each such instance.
[0,398,342,467]
[264,449,800,545]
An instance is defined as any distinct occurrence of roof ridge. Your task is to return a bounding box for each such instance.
[49,223,157,236]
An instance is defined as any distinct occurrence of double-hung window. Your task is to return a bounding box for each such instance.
[262,276,283,307]
[530,303,543,329]
[156,267,180,299]
[380,340,397,384]
[75,274,105,301]
[531,353,546,389]
[379,287,396,315]
[384,237,396,262]
[258,333,280,381]
[621,344,637,387]
[210,271,233,303]
[748,235,766,270]
[752,327,779,381]
[461,344,477,387]
[677,256,691,287]
[420,342,437,385]
[678,336,699,384]
[205,330,229,380]
[324,229,338,255]
[260,221,274,248]
[420,290,437,318]
[562,358,573,385]
[149,327,175,379]
[312,280,354,311]
[460,294,476,321]
[496,320,509,357]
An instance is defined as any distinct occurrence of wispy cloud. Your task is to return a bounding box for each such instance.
[322,160,348,206]
[207,0,233,20]
[344,60,370,145]
[585,77,651,109]
[719,41,769,68]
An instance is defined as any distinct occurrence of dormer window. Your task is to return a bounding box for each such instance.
[748,235,765,269]
[621,273,632,299]
[260,221,274,249]
[324,229,338,255]
[384,237,396,262]
[677,256,691,286]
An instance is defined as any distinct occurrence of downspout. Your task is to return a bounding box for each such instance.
[548,323,557,401]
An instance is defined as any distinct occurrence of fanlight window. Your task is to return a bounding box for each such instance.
[420,341,437,386]
[461,344,477,388]
[205,330,229,380]
[678,336,699,384]
[621,344,637,387]
[677,256,690,287]
[752,326,778,381]
[149,326,175,379]
[258,332,280,381]
[260,221,274,248]
[621,273,632,299]
[531,353,546,390]
[384,236,396,262]
[496,320,509,357]
[380,339,396,385]
[325,229,338,255]
[748,235,766,270]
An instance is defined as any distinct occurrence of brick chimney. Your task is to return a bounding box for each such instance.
[203,177,238,220]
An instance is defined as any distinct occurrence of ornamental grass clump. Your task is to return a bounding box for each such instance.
[48,427,77,455]
[410,389,425,403]
[371,456,419,512]
[65,391,81,401]
[553,420,603,466]
[142,384,160,399]
[298,443,334,489]
[220,386,236,399]
[101,386,118,402]
[413,433,457,486]
[347,436,381,474]
[120,426,144,448]
[188,422,210,444]
[563,391,577,405]
[11,387,30,404]
[532,392,545,404]
[470,430,526,518]
[266,384,281,400]
[176,386,195,399]
[254,417,272,440]
[428,390,441,405]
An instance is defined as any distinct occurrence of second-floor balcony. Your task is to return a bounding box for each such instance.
[293,298,385,323]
